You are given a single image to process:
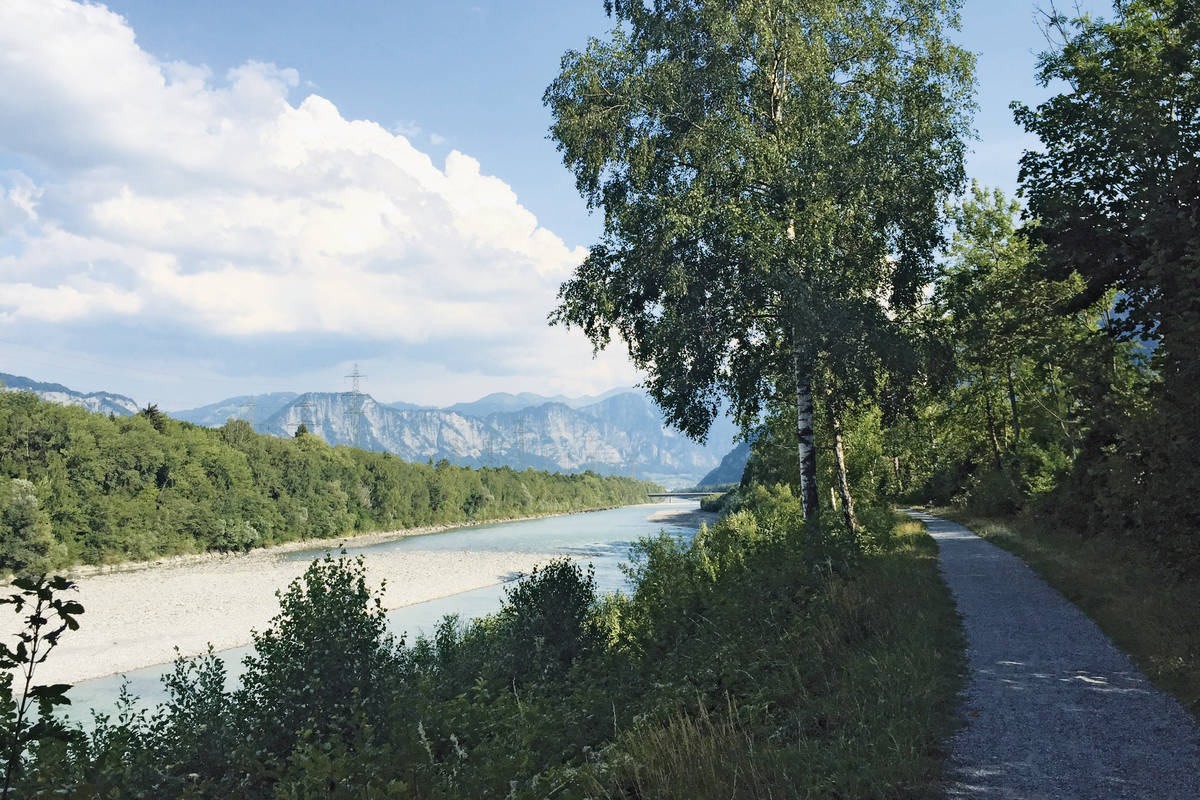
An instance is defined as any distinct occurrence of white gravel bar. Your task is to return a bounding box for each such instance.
[5,544,560,686]
[907,510,1200,799]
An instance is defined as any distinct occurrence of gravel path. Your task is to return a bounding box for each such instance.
[906,510,1200,799]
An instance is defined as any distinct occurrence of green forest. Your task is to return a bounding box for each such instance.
[2,0,1197,797]
[0,392,658,572]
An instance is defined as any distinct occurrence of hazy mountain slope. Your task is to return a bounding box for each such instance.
[0,372,139,416]
[697,440,752,487]
[445,387,634,417]
[171,392,298,427]
[263,390,735,488]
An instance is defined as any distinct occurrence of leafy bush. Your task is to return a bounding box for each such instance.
[0,575,83,799]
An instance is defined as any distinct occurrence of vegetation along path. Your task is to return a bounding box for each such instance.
[905,511,1200,799]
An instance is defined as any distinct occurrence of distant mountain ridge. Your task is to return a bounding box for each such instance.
[444,388,632,417]
[0,372,139,417]
[257,389,737,488]
[171,392,299,428]
[2,371,741,488]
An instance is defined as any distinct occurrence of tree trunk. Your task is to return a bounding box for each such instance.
[981,371,1005,475]
[792,344,820,525]
[1006,364,1021,445]
[830,410,860,536]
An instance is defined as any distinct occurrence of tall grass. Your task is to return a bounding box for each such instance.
[593,517,966,799]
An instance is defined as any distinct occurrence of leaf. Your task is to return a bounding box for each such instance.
[29,684,73,704]
[57,600,85,616]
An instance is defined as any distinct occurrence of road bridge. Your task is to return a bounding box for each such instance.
[646,491,717,500]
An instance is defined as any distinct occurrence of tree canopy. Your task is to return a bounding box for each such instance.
[546,0,974,519]
[1013,0,1200,568]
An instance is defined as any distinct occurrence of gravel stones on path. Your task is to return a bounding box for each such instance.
[906,510,1200,800]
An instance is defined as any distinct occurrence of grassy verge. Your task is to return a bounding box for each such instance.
[933,509,1200,720]
[595,514,966,799]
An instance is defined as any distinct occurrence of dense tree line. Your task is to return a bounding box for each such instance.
[0,392,657,572]
[735,0,1199,572]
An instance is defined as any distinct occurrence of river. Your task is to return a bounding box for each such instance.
[63,501,707,721]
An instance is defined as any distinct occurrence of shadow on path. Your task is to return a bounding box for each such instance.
[905,510,1200,799]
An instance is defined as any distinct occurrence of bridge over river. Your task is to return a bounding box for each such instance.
[646,491,717,500]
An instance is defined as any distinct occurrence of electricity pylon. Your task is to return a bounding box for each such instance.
[343,365,367,448]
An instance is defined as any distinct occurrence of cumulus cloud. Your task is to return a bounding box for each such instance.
[0,0,636,397]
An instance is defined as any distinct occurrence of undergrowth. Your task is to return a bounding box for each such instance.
[13,490,965,798]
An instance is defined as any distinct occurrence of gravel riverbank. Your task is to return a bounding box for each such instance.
[10,503,710,686]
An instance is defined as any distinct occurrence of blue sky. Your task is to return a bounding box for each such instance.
[0,0,1112,410]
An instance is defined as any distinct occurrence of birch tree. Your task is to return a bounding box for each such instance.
[547,0,973,523]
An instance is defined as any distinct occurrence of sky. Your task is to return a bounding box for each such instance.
[0,0,1113,411]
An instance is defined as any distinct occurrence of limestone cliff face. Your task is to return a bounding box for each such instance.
[263,391,732,488]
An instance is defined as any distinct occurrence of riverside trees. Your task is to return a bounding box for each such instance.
[0,392,657,568]
[546,0,974,524]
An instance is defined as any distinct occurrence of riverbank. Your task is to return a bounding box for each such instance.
[645,505,717,528]
[28,546,563,686]
[13,502,705,686]
[63,502,656,579]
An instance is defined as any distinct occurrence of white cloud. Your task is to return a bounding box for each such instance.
[0,0,637,395]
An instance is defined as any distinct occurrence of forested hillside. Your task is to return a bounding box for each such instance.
[0,392,657,571]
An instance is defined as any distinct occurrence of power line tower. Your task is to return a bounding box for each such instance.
[343,364,367,448]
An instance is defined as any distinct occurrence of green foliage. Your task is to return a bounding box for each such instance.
[0,391,658,567]
[494,560,604,683]
[697,492,730,513]
[0,575,83,799]
[898,2,1200,574]
[598,516,963,799]
[903,183,1100,516]
[219,554,405,794]
[0,479,65,576]
[547,0,975,519]
[1012,0,1200,572]
[18,492,963,798]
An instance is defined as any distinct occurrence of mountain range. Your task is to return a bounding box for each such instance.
[176,389,739,488]
[3,372,743,488]
[0,372,140,417]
